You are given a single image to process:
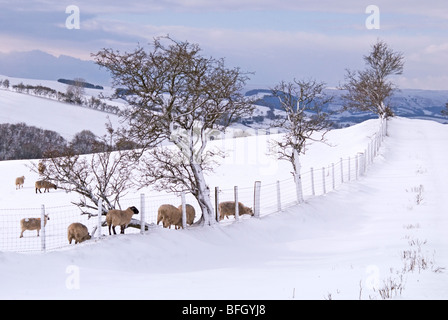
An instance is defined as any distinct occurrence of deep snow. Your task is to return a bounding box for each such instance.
[0,117,447,300]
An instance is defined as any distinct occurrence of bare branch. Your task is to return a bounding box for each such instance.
[340,39,404,118]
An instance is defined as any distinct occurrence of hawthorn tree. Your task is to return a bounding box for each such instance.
[30,126,138,216]
[271,79,333,203]
[93,36,254,226]
[340,40,404,119]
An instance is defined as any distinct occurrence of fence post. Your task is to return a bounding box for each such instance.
[340,158,344,183]
[348,156,351,181]
[276,180,282,212]
[40,204,46,252]
[215,186,220,222]
[181,192,187,229]
[140,193,146,234]
[310,167,315,196]
[322,167,326,194]
[332,163,335,190]
[253,181,261,218]
[355,154,359,180]
[234,186,239,222]
[97,199,103,238]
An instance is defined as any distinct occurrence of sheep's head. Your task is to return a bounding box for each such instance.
[129,206,139,215]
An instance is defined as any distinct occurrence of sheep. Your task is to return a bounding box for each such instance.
[19,214,50,238]
[157,204,182,229]
[106,206,139,235]
[67,222,91,244]
[218,201,254,221]
[37,162,46,175]
[35,180,57,193]
[177,204,196,226]
[15,176,25,189]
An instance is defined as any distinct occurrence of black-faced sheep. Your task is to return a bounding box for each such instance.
[218,201,254,221]
[15,176,25,189]
[67,222,91,244]
[35,180,57,193]
[157,204,182,229]
[177,204,196,226]
[19,214,50,238]
[106,206,139,235]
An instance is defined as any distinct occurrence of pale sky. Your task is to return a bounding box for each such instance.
[0,0,447,89]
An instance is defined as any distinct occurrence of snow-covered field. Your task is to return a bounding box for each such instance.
[0,113,447,299]
[0,75,120,140]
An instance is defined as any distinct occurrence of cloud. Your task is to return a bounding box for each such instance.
[0,1,447,89]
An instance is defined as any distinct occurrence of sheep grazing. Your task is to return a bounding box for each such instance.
[35,180,57,193]
[19,214,50,238]
[177,204,196,226]
[15,176,25,190]
[218,201,254,221]
[106,206,139,235]
[157,204,182,229]
[67,222,91,244]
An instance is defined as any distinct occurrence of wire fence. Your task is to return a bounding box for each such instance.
[0,118,387,253]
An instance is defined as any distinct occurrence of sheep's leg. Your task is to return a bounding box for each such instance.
[120,225,125,234]
[111,225,117,235]
[19,230,24,238]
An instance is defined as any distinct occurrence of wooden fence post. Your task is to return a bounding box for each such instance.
[215,186,220,222]
[40,204,46,252]
[322,167,326,194]
[97,199,103,238]
[276,180,282,212]
[234,186,239,222]
[253,181,261,218]
[310,167,315,196]
[332,163,335,190]
[181,192,187,229]
[340,158,344,183]
[139,193,145,233]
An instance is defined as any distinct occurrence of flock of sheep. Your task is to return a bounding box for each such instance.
[14,175,254,246]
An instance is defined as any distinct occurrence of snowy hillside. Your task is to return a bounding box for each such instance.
[247,88,448,127]
[0,75,121,140]
[0,116,447,300]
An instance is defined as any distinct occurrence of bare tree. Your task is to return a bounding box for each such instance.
[66,77,86,105]
[340,40,404,119]
[30,126,139,222]
[93,36,254,226]
[271,79,333,203]
[441,102,448,117]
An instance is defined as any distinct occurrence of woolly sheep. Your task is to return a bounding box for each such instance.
[67,222,91,244]
[177,204,196,226]
[19,214,50,238]
[106,206,139,235]
[157,204,183,229]
[35,180,57,193]
[15,176,25,189]
[37,162,46,175]
[218,201,254,221]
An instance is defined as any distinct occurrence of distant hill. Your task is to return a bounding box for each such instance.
[246,88,448,127]
[0,50,111,86]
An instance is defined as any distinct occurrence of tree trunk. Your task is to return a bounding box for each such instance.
[293,149,304,204]
[191,163,216,226]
